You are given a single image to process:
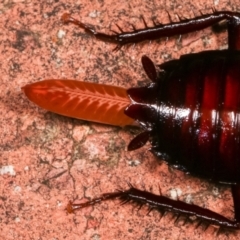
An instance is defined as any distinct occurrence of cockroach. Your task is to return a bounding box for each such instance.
[22,10,240,231]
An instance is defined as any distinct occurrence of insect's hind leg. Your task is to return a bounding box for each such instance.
[62,11,240,50]
[231,185,240,225]
[67,184,239,230]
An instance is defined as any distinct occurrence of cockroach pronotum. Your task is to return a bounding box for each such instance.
[22,10,240,231]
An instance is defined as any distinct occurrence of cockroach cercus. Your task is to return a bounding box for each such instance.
[22,11,240,231]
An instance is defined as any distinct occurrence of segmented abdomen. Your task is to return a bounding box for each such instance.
[130,50,240,184]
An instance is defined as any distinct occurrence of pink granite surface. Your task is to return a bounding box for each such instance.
[1,0,240,239]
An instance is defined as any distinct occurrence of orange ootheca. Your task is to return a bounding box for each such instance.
[22,11,240,231]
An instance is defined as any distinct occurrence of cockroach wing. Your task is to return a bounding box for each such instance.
[22,79,134,126]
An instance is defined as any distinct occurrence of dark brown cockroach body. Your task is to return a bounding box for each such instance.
[22,11,240,231]
[127,50,240,184]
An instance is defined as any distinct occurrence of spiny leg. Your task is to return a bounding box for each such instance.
[67,184,239,230]
[231,184,240,223]
[62,12,240,50]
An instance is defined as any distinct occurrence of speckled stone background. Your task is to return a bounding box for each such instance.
[1,0,240,239]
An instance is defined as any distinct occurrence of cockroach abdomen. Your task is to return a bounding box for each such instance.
[127,50,240,184]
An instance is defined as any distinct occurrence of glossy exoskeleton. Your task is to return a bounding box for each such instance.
[22,11,240,230]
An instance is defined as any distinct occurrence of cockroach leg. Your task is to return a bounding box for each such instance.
[66,191,124,213]
[231,185,240,223]
[62,12,240,49]
[61,13,119,44]
[67,185,240,230]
